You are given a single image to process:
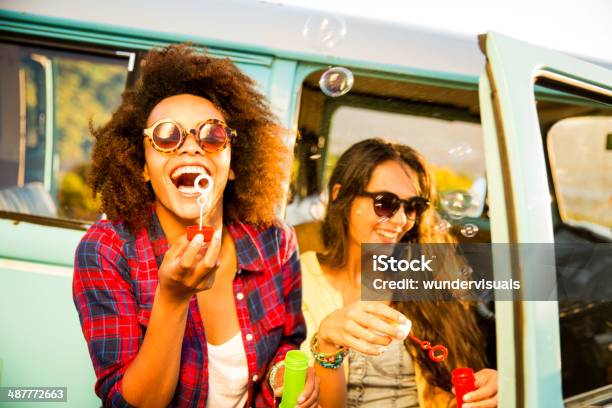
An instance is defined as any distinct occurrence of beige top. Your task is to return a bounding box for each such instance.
[300,251,456,408]
[299,251,419,407]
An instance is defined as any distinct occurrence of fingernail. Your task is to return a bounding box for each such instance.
[397,321,411,339]
[214,230,222,240]
[463,404,471,408]
[194,234,204,244]
[464,393,472,402]
[396,329,407,340]
[378,346,387,354]
[297,395,305,403]
[398,314,408,323]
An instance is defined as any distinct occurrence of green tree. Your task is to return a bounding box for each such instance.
[53,57,126,219]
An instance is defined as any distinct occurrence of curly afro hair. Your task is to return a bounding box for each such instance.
[90,44,290,231]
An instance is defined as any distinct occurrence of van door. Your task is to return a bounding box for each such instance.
[479,32,612,407]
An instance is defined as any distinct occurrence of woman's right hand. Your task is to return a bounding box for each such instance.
[318,301,410,355]
[157,230,222,304]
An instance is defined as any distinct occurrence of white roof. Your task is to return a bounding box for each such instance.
[3,0,485,77]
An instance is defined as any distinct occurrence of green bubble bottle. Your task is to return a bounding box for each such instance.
[279,350,308,408]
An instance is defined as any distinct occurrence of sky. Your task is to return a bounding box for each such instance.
[269,0,612,62]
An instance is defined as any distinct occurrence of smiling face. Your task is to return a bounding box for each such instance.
[347,159,419,246]
[143,94,233,226]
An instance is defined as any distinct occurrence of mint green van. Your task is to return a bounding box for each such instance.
[1,2,610,406]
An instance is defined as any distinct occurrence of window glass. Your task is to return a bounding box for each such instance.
[0,42,129,222]
[534,84,612,398]
[326,107,486,216]
[548,116,612,232]
[288,71,488,240]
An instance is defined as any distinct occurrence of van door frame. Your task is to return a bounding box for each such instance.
[478,31,612,407]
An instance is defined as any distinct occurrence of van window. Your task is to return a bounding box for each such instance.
[289,69,498,369]
[288,71,489,241]
[547,116,612,233]
[534,84,612,398]
[327,106,485,215]
[0,41,129,222]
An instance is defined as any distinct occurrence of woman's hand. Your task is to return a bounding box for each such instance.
[318,301,410,355]
[454,368,498,408]
[272,366,320,408]
[157,230,222,304]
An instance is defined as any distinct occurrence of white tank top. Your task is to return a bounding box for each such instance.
[206,332,249,408]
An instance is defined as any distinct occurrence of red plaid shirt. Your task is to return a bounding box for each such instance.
[73,210,305,407]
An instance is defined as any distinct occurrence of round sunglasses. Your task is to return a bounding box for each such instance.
[143,118,237,154]
[359,191,430,220]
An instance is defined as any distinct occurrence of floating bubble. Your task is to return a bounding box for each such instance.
[440,190,472,220]
[433,219,452,234]
[303,14,347,51]
[448,143,473,161]
[460,223,479,238]
[460,265,474,278]
[309,200,326,221]
[319,67,354,97]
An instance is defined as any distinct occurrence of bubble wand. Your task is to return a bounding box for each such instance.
[186,173,214,242]
[389,320,448,363]
[401,323,473,406]
[407,333,448,363]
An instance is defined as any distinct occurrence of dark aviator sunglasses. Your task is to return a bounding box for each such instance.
[359,191,430,220]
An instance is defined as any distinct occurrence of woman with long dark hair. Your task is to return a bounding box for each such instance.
[298,138,498,407]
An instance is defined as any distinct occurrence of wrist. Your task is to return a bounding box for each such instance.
[311,332,348,369]
[316,333,340,353]
[156,285,192,310]
[268,361,284,391]
[317,323,341,352]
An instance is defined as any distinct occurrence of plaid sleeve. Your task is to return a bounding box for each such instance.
[262,225,307,404]
[73,224,138,408]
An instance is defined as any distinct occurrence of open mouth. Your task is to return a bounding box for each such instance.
[170,165,211,196]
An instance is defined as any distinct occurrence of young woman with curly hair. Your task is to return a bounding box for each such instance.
[73,45,319,407]
[299,139,498,407]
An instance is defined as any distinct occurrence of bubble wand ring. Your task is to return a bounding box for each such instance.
[408,333,448,363]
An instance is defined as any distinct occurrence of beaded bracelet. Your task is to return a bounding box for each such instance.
[310,332,349,369]
[268,360,284,390]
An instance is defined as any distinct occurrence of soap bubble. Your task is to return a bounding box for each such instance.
[448,143,473,161]
[319,67,354,97]
[460,223,479,238]
[303,14,347,51]
[460,265,474,278]
[439,190,472,220]
[433,219,452,234]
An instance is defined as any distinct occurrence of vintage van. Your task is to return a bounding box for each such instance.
[0,1,610,406]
